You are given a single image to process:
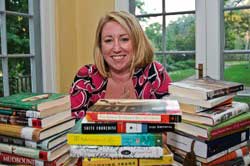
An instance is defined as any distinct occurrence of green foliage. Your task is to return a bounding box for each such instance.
[169,68,195,82]
[224,62,250,86]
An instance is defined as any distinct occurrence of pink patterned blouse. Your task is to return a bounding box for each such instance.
[69,61,171,119]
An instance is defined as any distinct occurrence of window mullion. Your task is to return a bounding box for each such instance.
[28,0,37,92]
[0,1,10,96]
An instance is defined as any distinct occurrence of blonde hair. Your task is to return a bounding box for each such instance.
[93,11,154,78]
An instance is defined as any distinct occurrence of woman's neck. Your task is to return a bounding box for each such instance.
[109,71,131,83]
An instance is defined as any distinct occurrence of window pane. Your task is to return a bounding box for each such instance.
[0,60,3,97]
[5,0,29,13]
[166,54,195,81]
[165,0,195,12]
[135,0,162,15]
[224,0,250,8]
[166,14,195,51]
[8,57,31,95]
[139,16,163,51]
[6,14,30,54]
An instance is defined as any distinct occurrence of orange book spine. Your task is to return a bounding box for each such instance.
[206,146,250,166]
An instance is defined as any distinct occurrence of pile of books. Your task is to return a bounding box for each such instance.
[0,93,76,165]
[166,77,250,165]
[67,99,182,165]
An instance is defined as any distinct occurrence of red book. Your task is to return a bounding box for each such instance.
[0,152,70,165]
[85,99,182,124]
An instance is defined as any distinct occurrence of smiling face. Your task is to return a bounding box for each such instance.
[101,21,134,75]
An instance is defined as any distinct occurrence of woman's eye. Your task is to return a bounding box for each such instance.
[121,38,129,42]
[104,39,112,43]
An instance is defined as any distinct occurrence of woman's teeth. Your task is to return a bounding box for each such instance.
[112,55,125,60]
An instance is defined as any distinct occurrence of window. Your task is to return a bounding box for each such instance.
[0,0,42,96]
[223,0,250,88]
[129,0,196,81]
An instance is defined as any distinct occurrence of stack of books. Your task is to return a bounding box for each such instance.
[165,77,250,166]
[67,99,182,165]
[0,93,76,165]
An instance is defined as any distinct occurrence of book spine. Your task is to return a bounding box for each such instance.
[167,129,249,158]
[82,158,138,165]
[67,133,162,146]
[206,146,250,166]
[81,122,175,133]
[86,112,181,123]
[0,114,29,126]
[211,102,249,125]
[210,119,250,139]
[138,154,174,165]
[0,143,49,161]
[207,84,244,100]
[0,152,44,165]
[70,145,163,158]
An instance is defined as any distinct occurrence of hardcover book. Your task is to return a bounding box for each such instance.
[168,93,235,108]
[0,152,70,165]
[67,133,162,146]
[0,143,70,161]
[178,96,233,113]
[0,110,71,128]
[170,141,248,164]
[175,111,250,140]
[182,101,249,126]
[70,145,163,158]
[85,99,182,124]
[0,130,68,150]
[0,93,70,118]
[166,129,249,158]
[169,77,243,100]
[0,117,75,141]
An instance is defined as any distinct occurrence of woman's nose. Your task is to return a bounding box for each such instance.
[112,40,121,52]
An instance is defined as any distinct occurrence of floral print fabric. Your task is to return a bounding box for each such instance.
[70,61,171,119]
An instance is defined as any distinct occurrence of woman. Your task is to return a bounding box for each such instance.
[70,11,171,119]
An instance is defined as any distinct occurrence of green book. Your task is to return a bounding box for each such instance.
[0,93,70,118]
[175,111,250,140]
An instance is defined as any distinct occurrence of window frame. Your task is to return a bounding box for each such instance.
[0,0,42,96]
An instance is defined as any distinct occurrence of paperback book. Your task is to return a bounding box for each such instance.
[175,111,250,140]
[70,145,163,158]
[182,101,249,126]
[85,99,182,123]
[67,133,162,146]
[0,93,70,118]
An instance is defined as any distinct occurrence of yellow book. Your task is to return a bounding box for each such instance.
[82,158,138,166]
[67,133,162,146]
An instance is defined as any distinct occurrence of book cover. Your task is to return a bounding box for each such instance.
[0,143,70,161]
[0,110,71,128]
[67,133,162,146]
[0,151,70,165]
[175,111,250,140]
[182,101,249,126]
[169,77,244,100]
[70,145,163,158]
[0,93,70,118]
[81,146,174,165]
[168,93,235,108]
[0,117,75,141]
[166,129,249,158]
[85,99,181,124]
